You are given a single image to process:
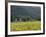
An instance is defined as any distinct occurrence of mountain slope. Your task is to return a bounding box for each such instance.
[11,6,41,19]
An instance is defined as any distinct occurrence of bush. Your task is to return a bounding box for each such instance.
[11,16,16,22]
[35,16,41,21]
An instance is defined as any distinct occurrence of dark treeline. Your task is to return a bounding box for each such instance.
[11,16,40,22]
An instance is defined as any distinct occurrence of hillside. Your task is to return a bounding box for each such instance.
[11,6,41,19]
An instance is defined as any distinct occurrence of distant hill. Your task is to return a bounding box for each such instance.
[11,6,41,19]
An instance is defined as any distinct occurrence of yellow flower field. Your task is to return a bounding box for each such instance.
[10,21,41,31]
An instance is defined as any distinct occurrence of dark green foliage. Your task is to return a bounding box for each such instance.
[35,16,41,21]
[26,16,32,21]
[22,18,26,21]
[11,16,16,22]
[11,16,40,22]
[22,16,32,21]
[22,16,26,21]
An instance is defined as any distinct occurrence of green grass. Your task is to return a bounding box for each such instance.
[10,21,41,31]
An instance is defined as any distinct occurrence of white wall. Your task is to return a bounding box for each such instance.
[0,0,5,37]
[0,0,46,37]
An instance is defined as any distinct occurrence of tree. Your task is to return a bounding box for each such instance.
[26,16,31,21]
[22,16,32,21]
[35,16,41,21]
[22,16,26,21]
[11,16,16,22]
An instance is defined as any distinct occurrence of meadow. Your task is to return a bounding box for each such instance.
[10,21,41,31]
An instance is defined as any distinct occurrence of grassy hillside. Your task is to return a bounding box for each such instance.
[10,21,41,31]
